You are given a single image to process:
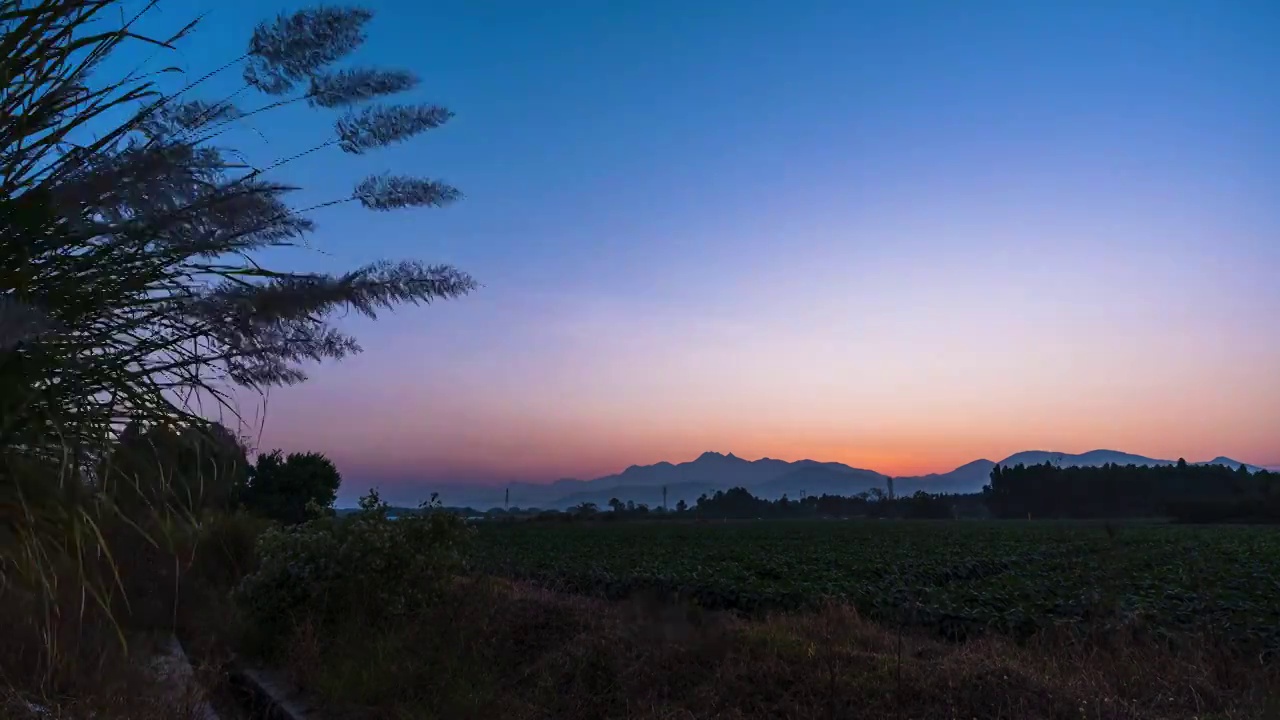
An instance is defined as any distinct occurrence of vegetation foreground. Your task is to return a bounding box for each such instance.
[276,575,1280,720]
[210,505,1280,719]
[7,495,1280,719]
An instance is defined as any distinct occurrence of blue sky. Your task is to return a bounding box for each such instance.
[112,0,1279,500]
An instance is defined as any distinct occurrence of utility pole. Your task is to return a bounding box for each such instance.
[504,487,509,512]
[662,485,668,511]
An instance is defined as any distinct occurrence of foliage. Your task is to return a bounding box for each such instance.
[985,460,1280,521]
[240,449,341,525]
[0,0,474,690]
[185,508,272,591]
[473,520,1280,657]
[688,486,970,520]
[98,420,250,521]
[2,0,474,479]
[234,489,471,655]
[585,487,972,522]
[267,577,1280,720]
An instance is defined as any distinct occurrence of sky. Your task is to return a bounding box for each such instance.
[113,0,1279,499]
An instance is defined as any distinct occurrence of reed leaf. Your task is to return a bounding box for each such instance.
[1,0,476,683]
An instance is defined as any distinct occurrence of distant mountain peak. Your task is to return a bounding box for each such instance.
[1206,456,1244,467]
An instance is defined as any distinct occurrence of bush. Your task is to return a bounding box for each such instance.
[185,510,273,591]
[240,450,343,525]
[233,490,471,656]
[100,422,251,524]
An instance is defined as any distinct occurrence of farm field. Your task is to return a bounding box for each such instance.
[472,520,1280,652]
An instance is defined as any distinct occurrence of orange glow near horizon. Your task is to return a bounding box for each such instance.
[243,262,1280,488]
[248,323,1280,486]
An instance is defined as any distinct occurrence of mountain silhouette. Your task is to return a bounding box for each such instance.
[418,449,1266,510]
[991,449,1262,473]
[893,458,996,495]
[997,449,1163,468]
[547,452,885,508]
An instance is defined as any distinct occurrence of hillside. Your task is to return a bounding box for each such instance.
[894,459,997,495]
[756,464,886,499]
[428,452,883,509]
[995,450,1263,474]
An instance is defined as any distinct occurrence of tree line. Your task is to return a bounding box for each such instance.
[453,486,987,522]
[95,419,343,526]
[451,460,1280,525]
[682,486,985,520]
[983,460,1280,523]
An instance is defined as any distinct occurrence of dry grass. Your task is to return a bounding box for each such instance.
[276,578,1280,720]
[0,610,220,720]
[0,511,250,720]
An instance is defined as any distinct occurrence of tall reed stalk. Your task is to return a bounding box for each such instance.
[1,0,476,688]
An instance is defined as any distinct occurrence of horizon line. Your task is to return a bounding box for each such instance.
[345,447,1271,491]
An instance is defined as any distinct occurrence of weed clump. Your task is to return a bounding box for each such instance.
[234,491,471,657]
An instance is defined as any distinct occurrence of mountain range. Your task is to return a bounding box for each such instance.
[416,449,1263,511]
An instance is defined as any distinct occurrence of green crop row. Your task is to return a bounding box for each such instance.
[470,520,1280,653]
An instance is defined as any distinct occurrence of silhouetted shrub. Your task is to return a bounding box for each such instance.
[234,490,471,656]
[239,449,342,525]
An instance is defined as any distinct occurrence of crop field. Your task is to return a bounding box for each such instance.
[471,520,1280,652]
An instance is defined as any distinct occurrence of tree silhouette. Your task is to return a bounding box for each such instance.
[983,460,1278,522]
[101,419,249,518]
[683,486,964,520]
[240,450,341,525]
